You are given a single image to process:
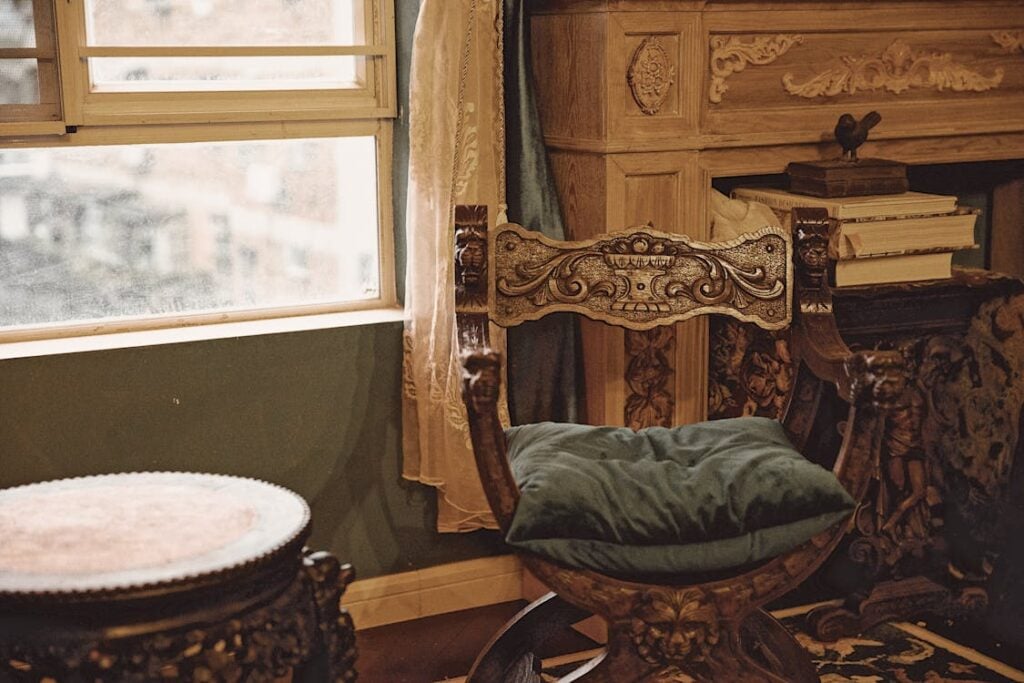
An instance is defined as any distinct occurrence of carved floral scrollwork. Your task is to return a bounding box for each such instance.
[992,30,1024,53]
[708,34,804,104]
[628,37,677,115]
[708,319,794,421]
[782,39,1004,98]
[493,224,790,331]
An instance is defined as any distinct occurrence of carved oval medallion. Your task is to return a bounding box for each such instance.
[628,37,677,116]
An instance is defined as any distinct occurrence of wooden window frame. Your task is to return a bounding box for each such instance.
[0,0,399,345]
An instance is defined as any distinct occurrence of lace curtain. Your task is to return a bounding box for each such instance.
[401,0,508,532]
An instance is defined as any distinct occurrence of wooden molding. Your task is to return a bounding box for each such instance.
[708,34,804,104]
[782,39,1004,98]
[343,556,523,630]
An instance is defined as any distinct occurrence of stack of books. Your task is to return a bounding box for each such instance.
[731,187,978,287]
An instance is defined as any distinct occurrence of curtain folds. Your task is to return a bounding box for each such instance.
[402,0,578,532]
[401,0,508,532]
[503,0,580,426]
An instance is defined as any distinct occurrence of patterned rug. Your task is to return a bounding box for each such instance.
[780,613,1024,683]
[447,603,1024,683]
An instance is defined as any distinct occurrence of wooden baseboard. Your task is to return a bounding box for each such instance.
[343,555,523,630]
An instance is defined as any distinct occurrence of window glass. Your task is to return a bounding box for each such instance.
[0,136,380,328]
[84,0,360,46]
[1,0,36,48]
[0,59,39,104]
[90,56,362,92]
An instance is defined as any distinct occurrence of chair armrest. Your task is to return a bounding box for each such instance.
[790,207,907,410]
[458,342,521,532]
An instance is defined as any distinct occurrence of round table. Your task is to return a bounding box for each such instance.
[0,472,356,682]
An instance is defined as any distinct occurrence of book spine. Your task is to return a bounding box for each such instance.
[731,189,836,215]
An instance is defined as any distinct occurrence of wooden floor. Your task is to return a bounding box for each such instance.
[356,600,596,683]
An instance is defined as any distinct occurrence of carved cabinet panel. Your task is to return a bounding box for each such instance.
[529,0,1024,426]
[703,13,1024,142]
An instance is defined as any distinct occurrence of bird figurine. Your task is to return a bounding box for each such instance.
[834,111,882,162]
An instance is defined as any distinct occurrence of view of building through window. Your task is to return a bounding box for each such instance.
[0,137,380,328]
[0,0,395,334]
[1,0,44,105]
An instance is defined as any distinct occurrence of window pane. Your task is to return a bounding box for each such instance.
[85,0,360,46]
[1,0,35,48]
[90,56,361,92]
[0,137,380,329]
[0,58,39,103]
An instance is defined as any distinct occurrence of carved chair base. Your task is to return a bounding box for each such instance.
[469,600,817,683]
[806,575,988,642]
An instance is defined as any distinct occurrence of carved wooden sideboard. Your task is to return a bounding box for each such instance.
[709,271,1024,640]
[528,0,1024,426]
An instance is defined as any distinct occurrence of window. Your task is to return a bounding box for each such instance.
[0,0,396,342]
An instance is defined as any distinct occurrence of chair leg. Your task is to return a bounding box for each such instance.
[740,609,818,683]
[466,592,592,683]
[562,609,815,683]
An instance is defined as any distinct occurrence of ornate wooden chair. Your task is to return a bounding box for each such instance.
[454,204,907,683]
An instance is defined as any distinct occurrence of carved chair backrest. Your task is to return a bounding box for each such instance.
[454,204,793,333]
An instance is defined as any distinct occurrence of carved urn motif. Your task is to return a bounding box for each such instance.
[600,233,680,312]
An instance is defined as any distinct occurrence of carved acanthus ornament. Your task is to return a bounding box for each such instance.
[492,224,790,331]
[625,328,675,429]
[783,39,1005,98]
[992,30,1024,53]
[628,37,677,115]
[709,34,804,104]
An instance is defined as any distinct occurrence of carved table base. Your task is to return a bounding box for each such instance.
[0,474,357,683]
[0,549,356,683]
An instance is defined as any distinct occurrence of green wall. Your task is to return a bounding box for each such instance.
[0,322,504,579]
[0,0,504,581]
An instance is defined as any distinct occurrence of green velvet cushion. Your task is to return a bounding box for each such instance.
[504,417,854,578]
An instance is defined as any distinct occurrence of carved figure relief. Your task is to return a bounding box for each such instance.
[492,224,790,331]
[783,39,1005,98]
[454,205,489,310]
[708,34,804,104]
[625,328,675,429]
[628,37,677,115]
[992,31,1024,53]
[794,210,832,313]
[630,588,719,667]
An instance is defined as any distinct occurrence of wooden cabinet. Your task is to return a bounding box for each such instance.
[529,0,1024,426]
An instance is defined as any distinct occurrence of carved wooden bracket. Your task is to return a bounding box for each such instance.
[628,37,677,115]
[491,223,792,331]
[783,39,1004,98]
[708,34,803,104]
[992,30,1024,53]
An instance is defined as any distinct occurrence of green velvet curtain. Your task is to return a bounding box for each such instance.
[502,0,581,425]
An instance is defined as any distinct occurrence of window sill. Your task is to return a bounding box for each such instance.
[0,307,406,360]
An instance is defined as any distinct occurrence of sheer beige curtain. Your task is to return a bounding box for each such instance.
[402,0,508,532]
